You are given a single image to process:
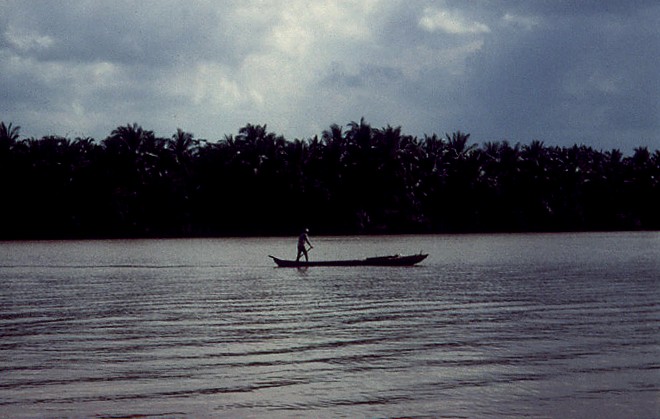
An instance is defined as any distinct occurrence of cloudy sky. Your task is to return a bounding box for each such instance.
[1,1,658,151]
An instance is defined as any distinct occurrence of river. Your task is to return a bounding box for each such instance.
[1,232,658,418]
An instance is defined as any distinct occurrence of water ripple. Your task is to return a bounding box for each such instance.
[1,234,658,418]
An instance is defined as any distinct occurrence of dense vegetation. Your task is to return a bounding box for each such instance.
[0,120,658,239]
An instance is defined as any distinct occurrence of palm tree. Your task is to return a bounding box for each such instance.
[346,117,373,150]
[320,124,346,176]
[101,123,163,235]
[522,140,545,163]
[445,130,476,160]
[105,123,163,170]
[373,125,402,160]
[168,128,198,168]
[105,122,156,155]
[321,123,344,146]
[606,149,623,167]
[631,146,651,168]
[0,122,21,152]
[232,124,287,173]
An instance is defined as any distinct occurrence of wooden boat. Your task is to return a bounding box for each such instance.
[269,253,428,267]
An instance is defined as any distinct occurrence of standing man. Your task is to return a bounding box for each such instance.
[296,228,313,262]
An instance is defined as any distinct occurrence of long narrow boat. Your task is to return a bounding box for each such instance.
[269,253,428,267]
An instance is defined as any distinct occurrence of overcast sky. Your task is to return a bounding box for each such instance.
[1,1,658,151]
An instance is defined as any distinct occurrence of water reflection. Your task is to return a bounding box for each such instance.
[0,233,658,418]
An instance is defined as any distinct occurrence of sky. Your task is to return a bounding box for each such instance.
[1,0,658,152]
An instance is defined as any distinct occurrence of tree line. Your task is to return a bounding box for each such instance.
[0,120,658,239]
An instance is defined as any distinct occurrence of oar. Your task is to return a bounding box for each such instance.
[304,245,314,261]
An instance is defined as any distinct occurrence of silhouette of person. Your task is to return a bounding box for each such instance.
[296,228,313,262]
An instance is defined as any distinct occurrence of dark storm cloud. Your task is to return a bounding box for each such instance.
[457,2,659,148]
[321,63,404,89]
[2,1,248,67]
[0,1,657,151]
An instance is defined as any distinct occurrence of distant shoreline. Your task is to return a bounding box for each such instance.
[1,121,658,240]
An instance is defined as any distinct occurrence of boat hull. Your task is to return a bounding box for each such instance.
[269,254,428,267]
